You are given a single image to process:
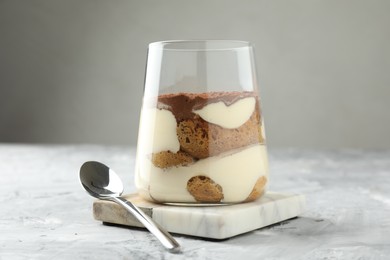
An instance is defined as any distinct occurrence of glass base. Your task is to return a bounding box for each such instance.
[162,202,236,207]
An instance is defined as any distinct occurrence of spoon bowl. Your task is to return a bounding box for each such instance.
[79,161,181,253]
[80,162,123,198]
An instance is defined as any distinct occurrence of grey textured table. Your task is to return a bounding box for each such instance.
[0,144,389,259]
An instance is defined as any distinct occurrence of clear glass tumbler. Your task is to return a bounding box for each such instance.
[135,40,269,204]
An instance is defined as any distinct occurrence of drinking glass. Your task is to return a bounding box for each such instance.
[135,40,269,204]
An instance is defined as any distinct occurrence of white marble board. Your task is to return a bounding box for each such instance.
[93,192,305,239]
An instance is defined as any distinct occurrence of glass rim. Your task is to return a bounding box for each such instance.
[148,40,253,51]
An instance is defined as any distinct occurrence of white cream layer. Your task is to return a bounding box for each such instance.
[135,144,269,203]
[193,97,256,129]
[138,108,180,153]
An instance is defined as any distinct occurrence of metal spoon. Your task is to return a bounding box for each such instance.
[79,161,181,253]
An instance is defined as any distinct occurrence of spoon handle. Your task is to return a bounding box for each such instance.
[112,196,181,253]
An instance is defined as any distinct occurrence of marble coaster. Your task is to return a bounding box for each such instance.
[93,192,305,239]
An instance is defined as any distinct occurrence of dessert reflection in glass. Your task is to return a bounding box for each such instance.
[135,40,269,204]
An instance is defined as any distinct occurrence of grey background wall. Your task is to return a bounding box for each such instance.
[0,0,389,148]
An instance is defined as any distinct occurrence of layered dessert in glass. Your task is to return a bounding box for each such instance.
[135,40,269,204]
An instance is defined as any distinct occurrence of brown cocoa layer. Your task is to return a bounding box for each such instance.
[157,91,259,122]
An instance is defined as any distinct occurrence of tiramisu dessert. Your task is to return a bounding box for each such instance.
[135,91,269,203]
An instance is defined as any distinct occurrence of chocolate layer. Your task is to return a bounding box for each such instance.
[157,91,258,122]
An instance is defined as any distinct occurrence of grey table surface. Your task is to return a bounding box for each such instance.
[0,144,389,260]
